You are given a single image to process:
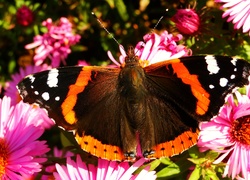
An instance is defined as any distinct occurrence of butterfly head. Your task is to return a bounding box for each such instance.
[124,46,140,67]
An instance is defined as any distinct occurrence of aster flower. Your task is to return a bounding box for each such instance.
[108,30,191,67]
[171,9,200,35]
[54,155,156,180]
[215,0,250,35]
[16,5,34,26]
[40,147,74,180]
[25,17,81,67]
[197,91,250,179]
[0,96,50,179]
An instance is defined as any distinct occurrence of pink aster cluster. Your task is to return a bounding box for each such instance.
[108,30,191,67]
[0,97,49,179]
[25,17,81,67]
[215,0,250,36]
[198,88,250,179]
[54,155,156,180]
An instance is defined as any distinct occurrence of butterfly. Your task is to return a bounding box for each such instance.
[17,47,250,161]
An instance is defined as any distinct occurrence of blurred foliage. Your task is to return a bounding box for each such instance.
[0,0,249,83]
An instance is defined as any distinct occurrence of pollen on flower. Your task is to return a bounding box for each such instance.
[0,138,8,178]
[230,115,250,145]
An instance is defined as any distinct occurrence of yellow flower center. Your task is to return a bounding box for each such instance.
[0,138,8,178]
[230,115,250,145]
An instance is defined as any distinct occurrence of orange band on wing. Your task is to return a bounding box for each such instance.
[61,67,92,125]
[75,134,124,161]
[151,129,199,158]
[172,62,210,115]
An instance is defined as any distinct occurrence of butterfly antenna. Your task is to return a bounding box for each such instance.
[150,8,168,35]
[91,12,124,51]
[136,9,169,52]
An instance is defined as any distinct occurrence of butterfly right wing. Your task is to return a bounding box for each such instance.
[141,55,250,158]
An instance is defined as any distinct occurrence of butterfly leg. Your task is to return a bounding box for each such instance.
[120,116,137,160]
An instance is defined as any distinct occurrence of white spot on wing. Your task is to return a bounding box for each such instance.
[55,96,60,101]
[219,78,228,87]
[47,69,59,87]
[231,58,237,66]
[34,91,39,95]
[205,55,220,74]
[28,75,35,83]
[209,84,214,89]
[230,74,235,79]
[42,92,50,101]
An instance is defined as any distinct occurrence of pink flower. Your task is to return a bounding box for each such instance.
[197,91,250,179]
[25,17,81,67]
[77,60,90,66]
[54,155,156,180]
[215,0,250,35]
[0,96,50,179]
[171,9,200,35]
[16,5,34,26]
[40,147,74,180]
[108,31,191,67]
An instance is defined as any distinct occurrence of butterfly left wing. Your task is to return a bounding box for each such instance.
[142,55,250,158]
[18,66,127,161]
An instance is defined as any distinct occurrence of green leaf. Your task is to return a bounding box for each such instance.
[205,168,220,180]
[188,145,203,158]
[159,157,173,165]
[60,130,78,147]
[105,0,115,8]
[114,0,129,21]
[188,166,201,180]
[156,163,180,178]
[188,157,207,165]
[148,159,161,171]
[8,5,16,14]
[205,150,220,161]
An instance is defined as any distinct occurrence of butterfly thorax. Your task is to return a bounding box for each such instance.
[118,47,147,103]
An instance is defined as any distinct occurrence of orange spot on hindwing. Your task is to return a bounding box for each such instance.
[172,62,210,115]
[61,67,92,125]
[152,129,199,158]
[75,134,124,161]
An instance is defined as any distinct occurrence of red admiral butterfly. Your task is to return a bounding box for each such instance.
[17,49,250,161]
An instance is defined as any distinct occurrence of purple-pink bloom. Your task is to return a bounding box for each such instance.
[171,9,200,35]
[108,31,191,67]
[54,155,156,180]
[39,147,74,180]
[0,96,50,179]
[16,5,34,26]
[197,91,250,179]
[215,0,250,36]
[25,17,81,67]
